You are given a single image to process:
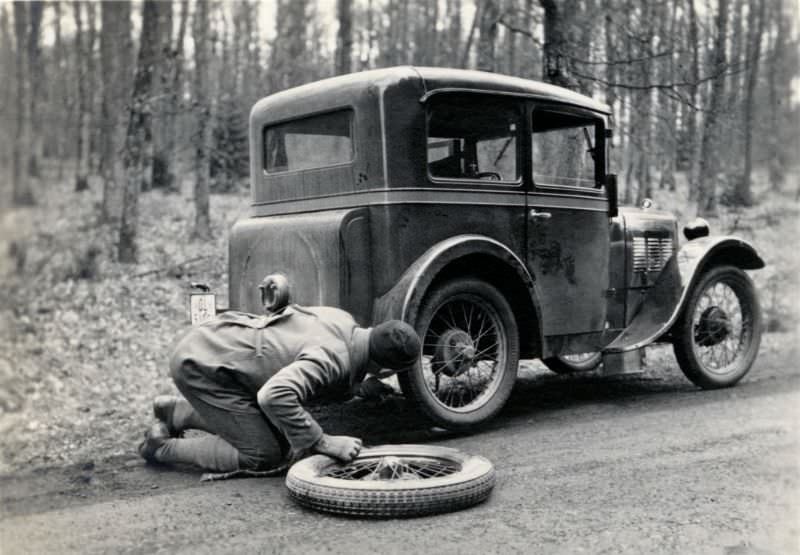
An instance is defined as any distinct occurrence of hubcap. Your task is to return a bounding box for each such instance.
[695,306,731,346]
[434,329,477,377]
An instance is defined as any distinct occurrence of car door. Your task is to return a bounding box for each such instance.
[525,104,610,338]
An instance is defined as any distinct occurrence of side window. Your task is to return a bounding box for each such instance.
[427,97,519,183]
[264,109,353,173]
[532,110,600,189]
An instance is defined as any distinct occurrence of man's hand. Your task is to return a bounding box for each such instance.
[313,434,363,463]
[354,376,394,401]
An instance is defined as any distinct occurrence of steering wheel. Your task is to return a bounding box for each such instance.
[476,172,501,181]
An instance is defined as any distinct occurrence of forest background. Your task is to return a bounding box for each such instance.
[0,0,798,472]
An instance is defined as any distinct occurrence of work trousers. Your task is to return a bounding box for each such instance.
[171,360,289,470]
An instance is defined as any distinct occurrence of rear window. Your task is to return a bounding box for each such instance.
[264,110,353,173]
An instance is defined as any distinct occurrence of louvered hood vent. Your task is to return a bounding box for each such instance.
[632,236,673,273]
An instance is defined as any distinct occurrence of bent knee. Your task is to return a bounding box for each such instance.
[170,359,199,391]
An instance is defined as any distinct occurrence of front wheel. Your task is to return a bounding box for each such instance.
[399,278,520,430]
[672,265,762,389]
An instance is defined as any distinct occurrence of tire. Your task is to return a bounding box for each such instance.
[672,265,762,389]
[399,278,520,430]
[542,352,602,374]
[285,444,496,518]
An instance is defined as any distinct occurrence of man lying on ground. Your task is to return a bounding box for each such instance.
[138,303,420,473]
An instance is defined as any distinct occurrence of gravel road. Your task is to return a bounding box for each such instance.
[1,338,798,555]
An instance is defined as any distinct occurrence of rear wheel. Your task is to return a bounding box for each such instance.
[399,278,519,429]
[542,352,602,374]
[673,265,762,389]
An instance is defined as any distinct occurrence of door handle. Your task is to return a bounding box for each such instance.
[529,209,552,220]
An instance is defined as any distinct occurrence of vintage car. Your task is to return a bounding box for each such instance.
[226,66,764,430]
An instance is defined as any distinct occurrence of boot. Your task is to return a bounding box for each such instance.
[138,423,171,464]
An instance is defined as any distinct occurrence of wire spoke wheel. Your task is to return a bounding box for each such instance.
[423,295,506,412]
[673,265,762,389]
[400,279,520,429]
[286,445,496,517]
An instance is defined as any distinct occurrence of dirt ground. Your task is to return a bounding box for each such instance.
[0,335,797,554]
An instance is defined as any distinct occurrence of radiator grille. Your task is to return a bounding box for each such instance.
[632,237,673,272]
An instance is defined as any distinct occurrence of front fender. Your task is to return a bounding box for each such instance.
[605,236,764,352]
[372,234,544,350]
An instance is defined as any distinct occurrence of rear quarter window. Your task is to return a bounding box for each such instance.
[264,109,354,173]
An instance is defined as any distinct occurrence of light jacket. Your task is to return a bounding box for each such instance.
[169,305,371,452]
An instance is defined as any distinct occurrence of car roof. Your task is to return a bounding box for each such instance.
[414,66,611,114]
[251,66,611,121]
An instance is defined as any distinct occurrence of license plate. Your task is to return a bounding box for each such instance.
[189,293,217,325]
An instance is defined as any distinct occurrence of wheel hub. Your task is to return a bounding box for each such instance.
[695,306,731,346]
[433,329,476,377]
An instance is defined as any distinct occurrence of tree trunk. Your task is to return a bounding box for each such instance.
[634,0,654,206]
[737,0,766,206]
[767,0,787,191]
[477,0,500,72]
[192,0,212,240]
[26,1,44,181]
[696,0,730,216]
[85,3,98,173]
[163,0,189,194]
[12,3,35,205]
[270,0,308,90]
[447,0,462,67]
[336,0,353,75]
[150,1,175,190]
[460,1,481,68]
[539,0,579,89]
[685,0,701,199]
[73,2,90,192]
[118,0,161,263]
[100,0,131,221]
[0,7,12,172]
[53,1,68,180]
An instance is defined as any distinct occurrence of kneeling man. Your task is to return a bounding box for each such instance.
[138,304,420,473]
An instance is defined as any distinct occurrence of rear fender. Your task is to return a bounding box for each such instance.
[372,234,545,356]
[605,236,764,352]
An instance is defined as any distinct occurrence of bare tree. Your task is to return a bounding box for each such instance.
[26,2,44,181]
[163,0,189,194]
[72,2,90,192]
[336,0,353,75]
[697,0,730,216]
[477,0,500,72]
[736,0,767,206]
[446,0,462,67]
[12,2,35,205]
[192,0,213,240]
[539,0,579,89]
[118,0,161,262]
[151,1,175,191]
[99,1,132,222]
[270,0,309,90]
